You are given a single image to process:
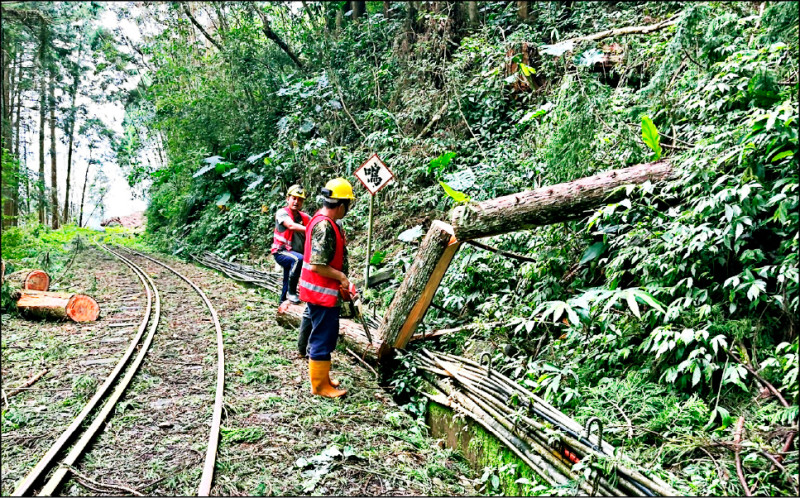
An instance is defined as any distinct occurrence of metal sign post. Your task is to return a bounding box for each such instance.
[354,153,394,287]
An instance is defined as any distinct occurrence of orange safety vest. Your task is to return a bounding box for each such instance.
[271,207,310,254]
[299,214,345,307]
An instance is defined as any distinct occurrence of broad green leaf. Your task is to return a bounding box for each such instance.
[203,155,224,165]
[246,175,265,190]
[428,152,456,174]
[626,292,641,318]
[221,144,242,157]
[398,225,424,242]
[771,150,794,162]
[215,161,233,174]
[215,192,231,207]
[439,181,470,203]
[541,40,574,56]
[691,365,702,386]
[579,242,606,265]
[641,115,662,160]
[246,151,267,164]
[193,163,215,178]
[444,168,476,190]
[370,250,387,265]
[519,63,536,76]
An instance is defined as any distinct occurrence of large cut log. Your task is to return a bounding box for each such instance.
[450,160,675,240]
[376,221,461,357]
[5,269,50,291]
[17,289,100,322]
[276,302,378,363]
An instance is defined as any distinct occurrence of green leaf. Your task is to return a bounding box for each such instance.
[641,115,662,160]
[398,225,424,242]
[771,150,794,162]
[519,63,536,76]
[579,242,606,265]
[193,164,215,178]
[428,152,456,174]
[215,192,231,207]
[626,292,641,319]
[215,161,233,174]
[370,250,387,265]
[439,181,470,203]
[299,120,315,133]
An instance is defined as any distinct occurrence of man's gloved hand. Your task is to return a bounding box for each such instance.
[339,282,357,301]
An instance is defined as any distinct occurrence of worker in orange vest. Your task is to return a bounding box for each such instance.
[299,178,355,398]
[271,185,310,304]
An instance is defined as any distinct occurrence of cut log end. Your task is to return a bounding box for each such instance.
[25,270,50,291]
[66,294,100,322]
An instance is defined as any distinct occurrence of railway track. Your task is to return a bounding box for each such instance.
[11,244,225,497]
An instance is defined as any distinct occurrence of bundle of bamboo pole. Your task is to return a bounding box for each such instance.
[415,349,679,496]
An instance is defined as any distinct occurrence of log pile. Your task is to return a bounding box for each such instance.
[17,289,100,322]
[416,349,679,496]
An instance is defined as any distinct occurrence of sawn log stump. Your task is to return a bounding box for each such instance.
[17,289,100,322]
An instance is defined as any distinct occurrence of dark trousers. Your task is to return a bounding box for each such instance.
[273,250,303,302]
[298,305,312,356]
[307,303,340,361]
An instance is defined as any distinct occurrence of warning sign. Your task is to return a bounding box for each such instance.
[354,153,394,195]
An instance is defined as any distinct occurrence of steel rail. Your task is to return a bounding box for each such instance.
[118,247,225,497]
[36,244,163,496]
[11,242,156,496]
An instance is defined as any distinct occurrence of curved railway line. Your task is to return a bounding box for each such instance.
[10,243,224,497]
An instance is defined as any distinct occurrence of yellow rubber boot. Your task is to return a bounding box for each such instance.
[309,360,347,398]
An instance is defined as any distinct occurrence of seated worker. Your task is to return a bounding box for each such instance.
[299,178,355,398]
[271,185,310,304]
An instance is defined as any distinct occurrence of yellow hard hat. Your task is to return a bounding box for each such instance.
[286,184,306,199]
[321,178,355,200]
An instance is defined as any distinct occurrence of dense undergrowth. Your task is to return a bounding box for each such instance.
[3,1,797,495]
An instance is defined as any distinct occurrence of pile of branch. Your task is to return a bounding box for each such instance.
[415,350,679,496]
[191,251,282,294]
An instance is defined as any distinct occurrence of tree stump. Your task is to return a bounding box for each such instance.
[17,290,100,322]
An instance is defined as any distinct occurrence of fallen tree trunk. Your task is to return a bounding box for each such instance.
[17,290,99,322]
[450,160,675,240]
[377,221,461,357]
[5,269,50,291]
[276,301,378,363]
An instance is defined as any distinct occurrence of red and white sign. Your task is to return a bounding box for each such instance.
[354,153,394,195]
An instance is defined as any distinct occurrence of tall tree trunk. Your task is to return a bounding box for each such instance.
[63,67,81,225]
[1,47,14,228]
[352,0,365,20]
[517,0,529,21]
[38,24,47,225]
[1,47,11,151]
[78,148,92,228]
[48,68,59,229]
[11,52,21,225]
[467,1,479,27]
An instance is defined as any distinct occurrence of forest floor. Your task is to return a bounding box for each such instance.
[1,243,475,496]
